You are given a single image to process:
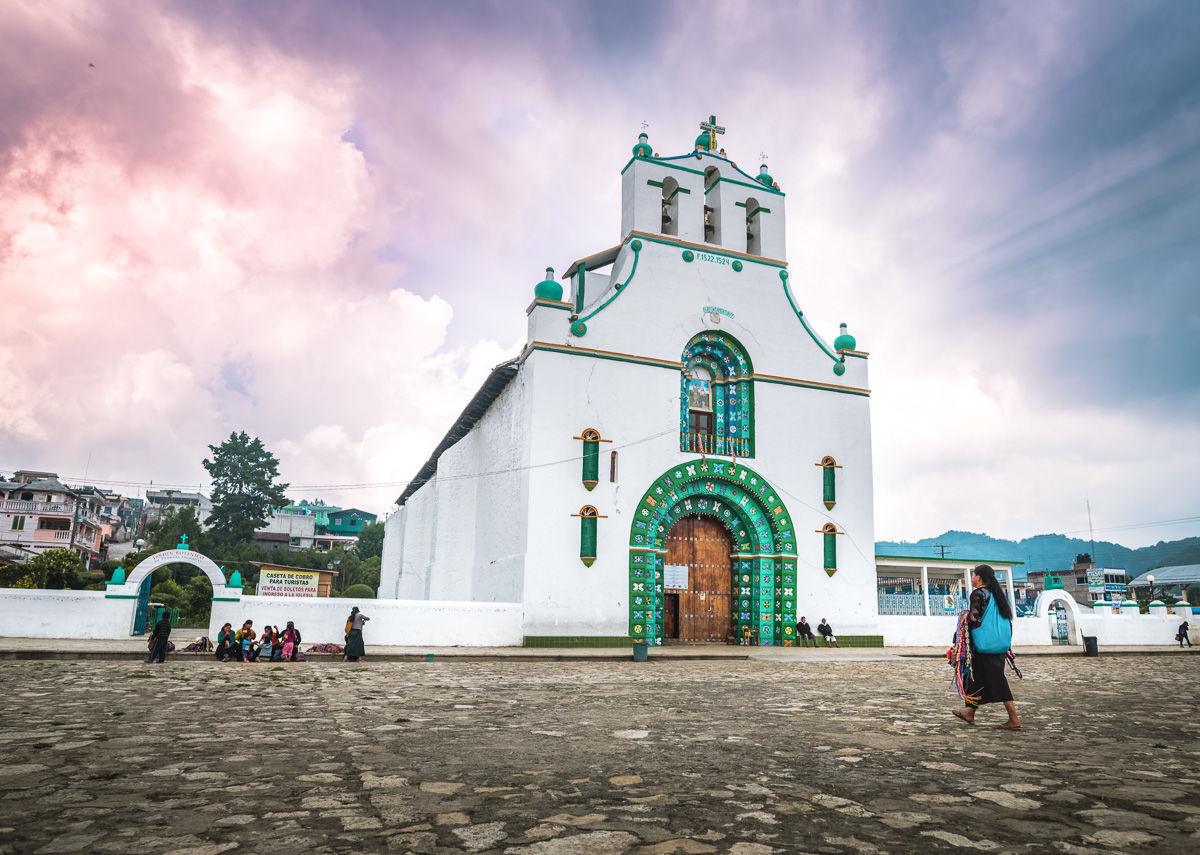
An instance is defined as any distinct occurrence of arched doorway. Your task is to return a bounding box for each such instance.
[114,543,235,635]
[1034,590,1081,645]
[663,516,732,643]
[629,458,798,646]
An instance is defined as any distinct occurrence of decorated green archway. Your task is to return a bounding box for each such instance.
[629,459,798,646]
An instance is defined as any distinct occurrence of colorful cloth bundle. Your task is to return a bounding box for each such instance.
[305,642,344,654]
[947,610,981,705]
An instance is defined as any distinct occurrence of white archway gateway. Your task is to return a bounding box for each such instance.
[1034,590,1082,644]
[105,540,242,605]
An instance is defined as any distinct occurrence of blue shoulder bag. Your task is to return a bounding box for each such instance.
[972,590,1012,654]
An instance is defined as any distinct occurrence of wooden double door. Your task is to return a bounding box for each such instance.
[663,516,732,643]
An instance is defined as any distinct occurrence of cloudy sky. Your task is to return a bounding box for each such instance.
[2,0,1197,548]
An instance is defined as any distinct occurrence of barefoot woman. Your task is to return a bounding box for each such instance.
[954,564,1021,730]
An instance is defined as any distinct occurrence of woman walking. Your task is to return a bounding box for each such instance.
[953,564,1021,730]
[343,607,369,662]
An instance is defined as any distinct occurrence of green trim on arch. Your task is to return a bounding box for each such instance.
[628,460,805,648]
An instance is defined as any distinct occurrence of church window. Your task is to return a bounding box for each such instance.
[573,505,606,567]
[817,456,841,510]
[820,522,840,575]
[661,177,679,236]
[609,450,618,483]
[680,332,754,457]
[575,428,610,491]
[745,197,761,255]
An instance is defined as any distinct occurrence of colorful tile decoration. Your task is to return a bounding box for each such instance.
[679,331,754,457]
[628,459,798,646]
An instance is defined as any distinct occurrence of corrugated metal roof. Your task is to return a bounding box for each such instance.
[1128,565,1200,586]
[396,358,520,507]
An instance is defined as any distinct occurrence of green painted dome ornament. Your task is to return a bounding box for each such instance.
[534,267,562,301]
[632,132,652,159]
[833,323,857,352]
[757,163,776,188]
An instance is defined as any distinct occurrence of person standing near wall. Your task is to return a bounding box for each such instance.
[1179,620,1192,648]
[343,607,369,662]
[144,611,172,664]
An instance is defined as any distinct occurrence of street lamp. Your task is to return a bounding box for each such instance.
[1146,574,1157,601]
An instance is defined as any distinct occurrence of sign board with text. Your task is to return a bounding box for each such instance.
[664,564,689,590]
[256,568,321,598]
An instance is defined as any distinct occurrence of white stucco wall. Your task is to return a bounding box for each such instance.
[209,596,523,647]
[0,589,135,639]
[382,141,876,643]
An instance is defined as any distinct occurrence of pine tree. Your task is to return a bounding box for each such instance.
[202,431,290,548]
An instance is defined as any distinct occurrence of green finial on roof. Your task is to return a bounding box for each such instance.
[534,267,563,301]
[632,132,652,158]
[757,163,775,187]
[834,323,857,352]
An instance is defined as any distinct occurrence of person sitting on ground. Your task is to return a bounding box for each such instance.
[235,620,256,663]
[215,623,234,661]
[817,618,839,648]
[280,621,302,661]
[797,617,816,647]
[258,625,276,662]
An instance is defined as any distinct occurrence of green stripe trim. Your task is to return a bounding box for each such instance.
[524,636,634,648]
[525,298,573,314]
[668,187,690,199]
[646,179,665,188]
[575,242,642,326]
[735,202,772,215]
[520,344,871,398]
[633,233,786,269]
[876,555,1024,566]
[779,272,843,366]
[754,374,870,397]
[621,157,705,178]
[622,153,786,196]
[104,594,140,599]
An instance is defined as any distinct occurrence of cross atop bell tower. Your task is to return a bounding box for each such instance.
[697,115,725,151]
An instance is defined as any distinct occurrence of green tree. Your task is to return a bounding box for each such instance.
[28,549,87,589]
[0,562,44,588]
[202,431,290,548]
[356,521,385,559]
[342,583,376,600]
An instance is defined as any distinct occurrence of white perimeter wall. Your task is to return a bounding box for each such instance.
[210,596,523,647]
[0,589,133,639]
[878,613,1185,647]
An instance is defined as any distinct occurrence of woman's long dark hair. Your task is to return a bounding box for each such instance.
[973,564,1013,620]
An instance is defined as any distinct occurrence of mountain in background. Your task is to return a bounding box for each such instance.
[875,531,1200,581]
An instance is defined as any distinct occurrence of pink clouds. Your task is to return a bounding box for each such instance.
[0,1,512,510]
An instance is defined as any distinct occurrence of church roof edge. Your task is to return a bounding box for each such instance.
[395,358,521,507]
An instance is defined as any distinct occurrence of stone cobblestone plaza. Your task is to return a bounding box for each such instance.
[0,654,1197,853]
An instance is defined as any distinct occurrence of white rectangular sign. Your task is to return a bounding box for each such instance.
[664,563,689,590]
[256,569,320,598]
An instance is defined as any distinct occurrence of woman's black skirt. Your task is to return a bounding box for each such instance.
[966,651,1013,707]
[345,628,366,659]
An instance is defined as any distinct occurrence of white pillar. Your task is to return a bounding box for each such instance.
[964,567,972,606]
[1004,567,1016,610]
[921,565,930,617]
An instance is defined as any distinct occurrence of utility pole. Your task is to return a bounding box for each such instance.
[1086,498,1097,566]
[931,543,950,559]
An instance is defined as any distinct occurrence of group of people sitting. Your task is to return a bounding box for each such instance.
[215,620,303,662]
[796,617,840,647]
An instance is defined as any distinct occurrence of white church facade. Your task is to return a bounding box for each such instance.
[380,118,880,646]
